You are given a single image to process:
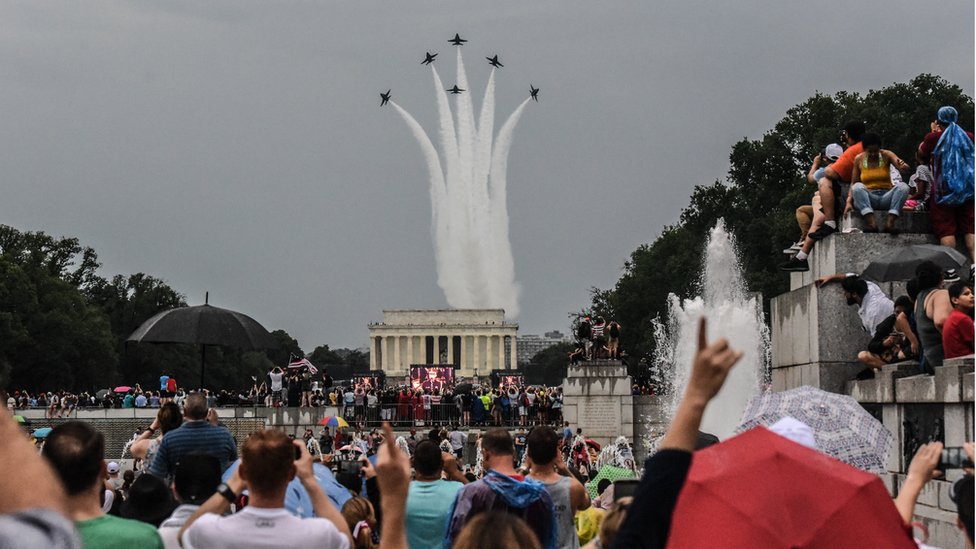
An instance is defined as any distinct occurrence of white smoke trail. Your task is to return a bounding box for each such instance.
[431,67,473,306]
[486,98,531,316]
[390,101,470,306]
[453,50,490,300]
[387,49,531,317]
[474,70,498,304]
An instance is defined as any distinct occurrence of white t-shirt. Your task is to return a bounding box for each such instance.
[182,507,348,549]
[858,281,894,336]
[269,372,283,392]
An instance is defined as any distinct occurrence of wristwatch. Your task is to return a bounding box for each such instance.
[216,482,236,502]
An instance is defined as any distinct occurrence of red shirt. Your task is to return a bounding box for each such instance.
[828,142,864,183]
[943,309,974,359]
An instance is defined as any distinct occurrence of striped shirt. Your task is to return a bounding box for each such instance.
[591,323,605,338]
[148,420,237,479]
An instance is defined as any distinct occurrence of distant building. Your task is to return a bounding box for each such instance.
[517,330,570,364]
[368,309,518,379]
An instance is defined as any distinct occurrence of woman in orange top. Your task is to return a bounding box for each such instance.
[846,132,911,233]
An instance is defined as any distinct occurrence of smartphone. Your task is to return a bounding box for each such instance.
[613,479,640,500]
[338,459,363,476]
[939,447,974,470]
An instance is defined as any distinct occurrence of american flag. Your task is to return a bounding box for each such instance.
[287,357,318,375]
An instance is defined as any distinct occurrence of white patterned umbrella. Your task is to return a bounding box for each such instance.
[735,385,892,473]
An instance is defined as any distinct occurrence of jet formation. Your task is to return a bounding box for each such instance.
[381,34,541,106]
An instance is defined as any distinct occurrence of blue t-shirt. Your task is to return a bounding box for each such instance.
[405,479,463,549]
[159,375,169,391]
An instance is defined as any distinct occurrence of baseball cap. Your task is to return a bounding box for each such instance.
[824,143,844,161]
[106,461,120,474]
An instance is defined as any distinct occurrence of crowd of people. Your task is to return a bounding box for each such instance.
[2,314,972,549]
[572,316,624,362]
[774,105,975,380]
[8,375,567,430]
[780,106,974,272]
[814,261,973,378]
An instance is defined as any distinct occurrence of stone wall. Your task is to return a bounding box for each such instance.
[561,360,634,449]
[770,210,972,549]
[847,357,974,549]
[380,309,507,325]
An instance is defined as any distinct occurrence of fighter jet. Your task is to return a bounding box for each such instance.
[448,33,467,46]
[486,55,503,68]
[446,85,465,94]
[529,85,540,102]
[421,52,437,65]
[380,89,391,106]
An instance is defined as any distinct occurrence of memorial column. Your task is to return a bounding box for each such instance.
[447,334,455,365]
[473,335,480,373]
[497,335,504,370]
[510,336,518,370]
[486,335,494,373]
[434,335,441,365]
[406,335,414,368]
[380,336,389,371]
[393,335,401,371]
[369,336,377,370]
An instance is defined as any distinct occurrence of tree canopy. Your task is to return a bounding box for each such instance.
[591,75,973,371]
[0,224,365,393]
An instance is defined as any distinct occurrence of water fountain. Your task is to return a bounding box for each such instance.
[652,220,770,440]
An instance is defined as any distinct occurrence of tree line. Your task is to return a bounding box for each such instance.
[587,74,973,380]
[0,224,369,393]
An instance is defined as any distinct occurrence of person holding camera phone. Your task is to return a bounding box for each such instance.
[895,442,974,546]
[179,429,352,549]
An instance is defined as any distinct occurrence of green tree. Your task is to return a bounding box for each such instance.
[522,342,575,386]
[266,329,304,367]
[0,226,117,391]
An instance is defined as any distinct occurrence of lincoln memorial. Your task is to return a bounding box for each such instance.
[367,309,518,379]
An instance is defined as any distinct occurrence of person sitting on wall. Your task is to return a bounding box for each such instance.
[857,296,920,374]
[846,132,911,234]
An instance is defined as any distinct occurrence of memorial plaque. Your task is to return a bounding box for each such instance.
[580,399,621,434]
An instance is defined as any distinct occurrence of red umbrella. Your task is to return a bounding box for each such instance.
[113,386,132,393]
[668,427,915,548]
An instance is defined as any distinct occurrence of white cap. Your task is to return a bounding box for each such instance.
[106,461,120,474]
[824,143,844,161]
[769,416,818,450]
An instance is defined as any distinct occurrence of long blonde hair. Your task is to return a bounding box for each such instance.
[341,496,376,549]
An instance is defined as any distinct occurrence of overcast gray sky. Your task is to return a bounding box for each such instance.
[3,0,973,351]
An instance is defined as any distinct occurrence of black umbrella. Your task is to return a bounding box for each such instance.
[861,244,970,282]
[127,295,277,389]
